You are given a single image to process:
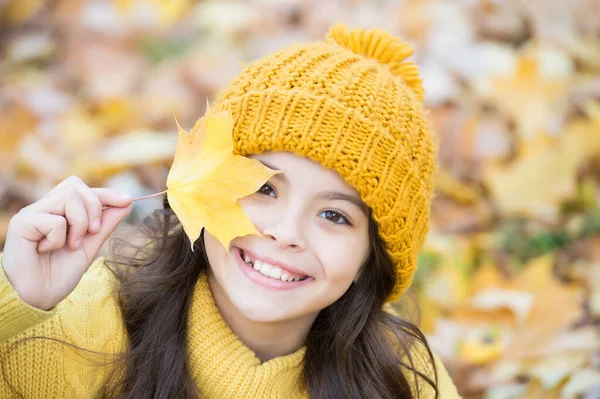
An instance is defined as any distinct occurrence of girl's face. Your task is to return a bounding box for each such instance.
[204,151,371,323]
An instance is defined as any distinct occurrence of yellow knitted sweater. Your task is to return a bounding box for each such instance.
[0,253,461,398]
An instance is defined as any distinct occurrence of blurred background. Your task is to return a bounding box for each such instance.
[0,0,599,397]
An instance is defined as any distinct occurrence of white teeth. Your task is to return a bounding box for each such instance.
[269,268,282,279]
[258,261,272,276]
[242,251,306,282]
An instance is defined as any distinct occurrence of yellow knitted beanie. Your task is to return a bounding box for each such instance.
[213,23,437,302]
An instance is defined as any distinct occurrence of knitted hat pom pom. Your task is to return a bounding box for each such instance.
[326,23,424,101]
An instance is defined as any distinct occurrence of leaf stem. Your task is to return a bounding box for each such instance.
[102,189,168,210]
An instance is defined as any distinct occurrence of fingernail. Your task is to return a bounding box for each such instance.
[91,218,101,231]
[75,238,82,248]
[120,194,132,201]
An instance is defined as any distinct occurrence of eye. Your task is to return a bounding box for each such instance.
[257,183,276,197]
[319,210,352,226]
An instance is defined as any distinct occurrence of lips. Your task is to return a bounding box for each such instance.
[239,248,310,278]
[240,249,308,282]
[234,247,314,291]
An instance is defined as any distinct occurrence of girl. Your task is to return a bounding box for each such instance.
[0,24,461,398]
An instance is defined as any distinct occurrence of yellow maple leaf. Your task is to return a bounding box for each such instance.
[1,0,46,26]
[485,109,600,219]
[452,254,583,363]
[166,107,279,251]
[490,55,567,144]
[115,0,191,25]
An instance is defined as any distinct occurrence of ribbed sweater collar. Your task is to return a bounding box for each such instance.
[187,272,308,398]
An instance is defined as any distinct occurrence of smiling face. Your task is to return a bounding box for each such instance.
[204,151,371,324]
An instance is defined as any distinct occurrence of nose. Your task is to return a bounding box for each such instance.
[260,210,306,251]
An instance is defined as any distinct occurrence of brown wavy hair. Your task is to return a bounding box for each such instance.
[3,195,439,399]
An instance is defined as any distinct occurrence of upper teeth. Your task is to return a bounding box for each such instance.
[243,252,305,282]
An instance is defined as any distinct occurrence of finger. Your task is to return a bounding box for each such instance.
[10,212,66,251]
[90,187,132,208]
[40,175,85,201]
[19,176,132,241]
[61,190,92,250]
[81,203,132,258]
[20,187,89,248]
[21,179,128,238]
[89,188,133,232]
[51,179,132,236]
[64,178,106,234]
[27,213,68,253]
[33,187,90,250]
[24,177,105,236]
[50,176,111,235]
[21,185,83,216]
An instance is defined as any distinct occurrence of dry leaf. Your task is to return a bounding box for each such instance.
[71,130,177,181]
[504,255,584,360]
[60,106,105,151]
[560,368,600,399]
[485,116,600,219]
[166,107,279,251]
[546,327,600,355]
[16,134,68,181]
[489,55,567,144]
[471,288,534,326]
[457,325,509,365]
[1,0,45,25]
[527,353,588,391]
[115,0,192,27]
[0,103,37,170]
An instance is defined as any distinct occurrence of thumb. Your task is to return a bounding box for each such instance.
[81,204,132,257]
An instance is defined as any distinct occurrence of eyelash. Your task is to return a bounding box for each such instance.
[255,183,353,226]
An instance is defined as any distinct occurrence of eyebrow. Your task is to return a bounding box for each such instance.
[258,159,368,216]
[315,191,368,216]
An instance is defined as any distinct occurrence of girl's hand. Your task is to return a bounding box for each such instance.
[2,176,133,311]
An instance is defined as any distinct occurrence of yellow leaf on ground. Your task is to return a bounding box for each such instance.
[71,130,177,181]
[490,55,567,143]
[458,327,507,365]
[486,115,600,219]
[92,97,141,134]
[504,255,584,359]
[0,104,37,170]
[1,0,45,25]
[560,368,600,399]
[166,107,279,251]
[115,0,192,26]
[471,288,534,326]
[527,353,588,391]
[60,106,105,151]
[451,254,584,364]
[471,262,509,294]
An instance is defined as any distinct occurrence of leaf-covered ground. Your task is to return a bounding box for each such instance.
[0,1,599,398]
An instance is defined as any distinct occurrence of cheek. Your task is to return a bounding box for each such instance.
[204,231,228,272]
[237,197,271,228]
[312,233,366,285]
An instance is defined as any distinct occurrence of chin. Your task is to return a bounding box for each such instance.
[232,297,295,323]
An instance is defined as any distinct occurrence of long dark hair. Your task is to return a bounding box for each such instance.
[3,195,438,398]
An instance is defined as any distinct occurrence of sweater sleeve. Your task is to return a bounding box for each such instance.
[406,348,462,399]
[433,353,462,399]
[0,253,128,398]
[0,252,58,344]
